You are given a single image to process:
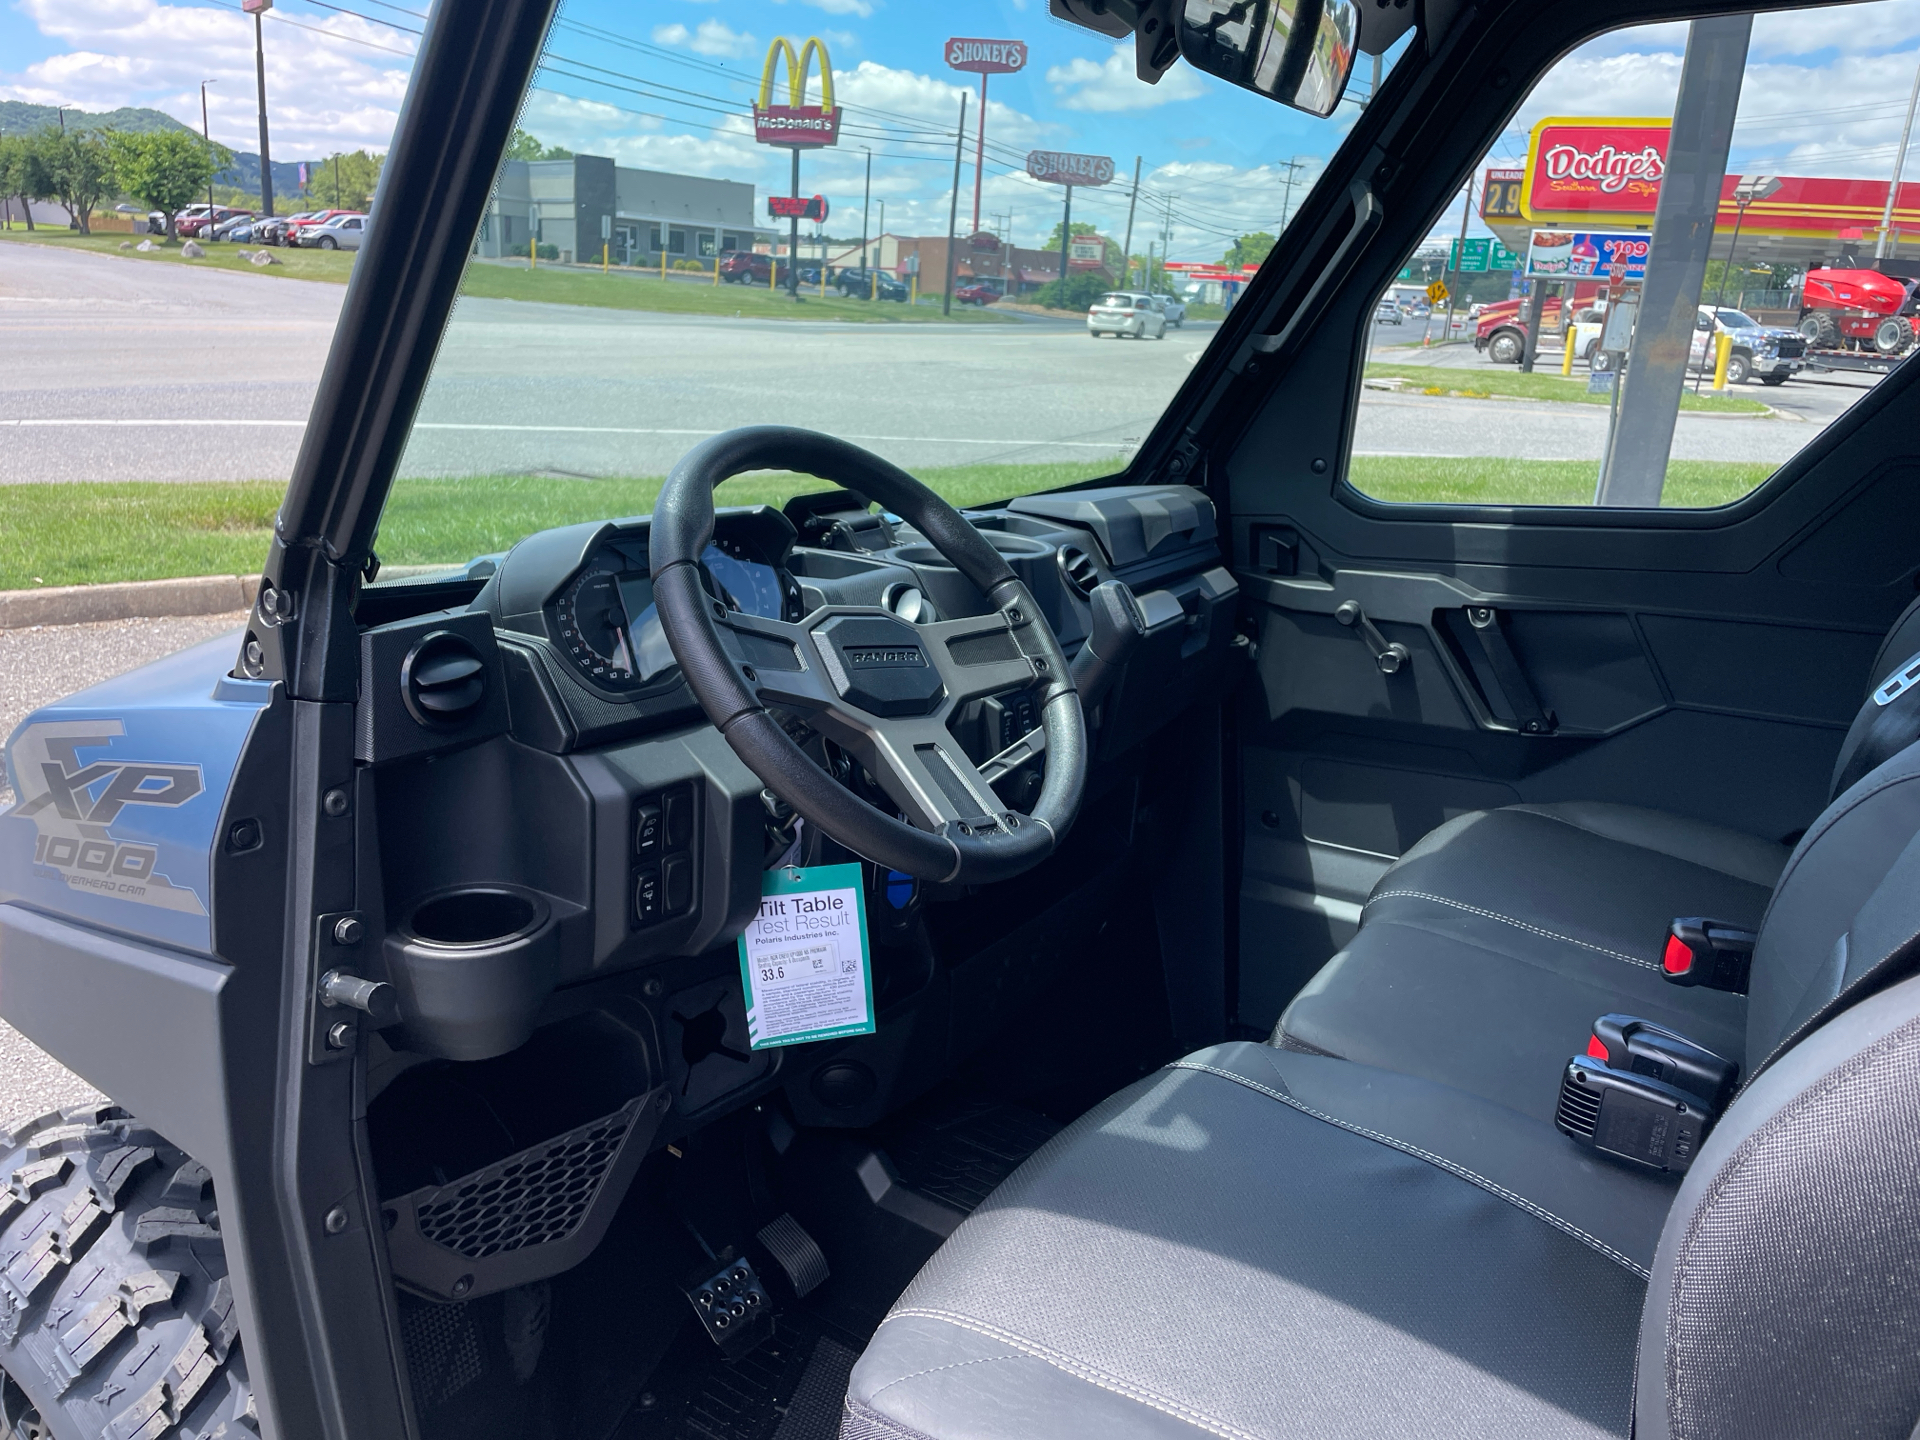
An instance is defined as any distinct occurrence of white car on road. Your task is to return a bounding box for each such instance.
[1088,292,1168,340]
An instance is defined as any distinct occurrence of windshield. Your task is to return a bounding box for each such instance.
[1715,310,1760,329]
[370,2,1389,571]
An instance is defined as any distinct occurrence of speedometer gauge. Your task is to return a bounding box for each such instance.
[554,566,640,685]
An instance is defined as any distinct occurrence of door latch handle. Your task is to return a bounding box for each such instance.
[1334,601,1410,675]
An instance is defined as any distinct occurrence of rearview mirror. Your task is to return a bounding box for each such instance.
[1178,0,1359,118]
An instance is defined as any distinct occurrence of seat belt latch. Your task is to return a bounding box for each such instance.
[1662,917,1757,994]
[1556,1014,1739,1175]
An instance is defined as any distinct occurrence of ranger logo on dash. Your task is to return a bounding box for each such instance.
[842,646,927,669]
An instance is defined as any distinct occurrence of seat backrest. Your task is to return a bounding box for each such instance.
[1638,961,1920,1439]
[1830,593,1920,799]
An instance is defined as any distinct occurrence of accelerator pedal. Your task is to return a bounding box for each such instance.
[756,1212,830,1299]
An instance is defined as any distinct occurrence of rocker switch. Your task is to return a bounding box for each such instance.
[663,788,694,850]
[635,802,663,860]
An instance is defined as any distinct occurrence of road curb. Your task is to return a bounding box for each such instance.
[0,575,260,630]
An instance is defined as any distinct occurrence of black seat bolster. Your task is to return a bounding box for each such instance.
[846,1043,1653,1440]
[1636,972,1920,1440]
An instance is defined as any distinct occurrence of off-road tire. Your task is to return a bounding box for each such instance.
[1874,316,1914,354]
[1799,311,1841,348]
[0,1106,253,1440]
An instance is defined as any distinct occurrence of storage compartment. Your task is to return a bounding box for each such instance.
[386,884,561,1061]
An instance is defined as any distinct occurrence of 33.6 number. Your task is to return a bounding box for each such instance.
[760,964,785,982]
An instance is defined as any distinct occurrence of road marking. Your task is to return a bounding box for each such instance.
[1,418,1135,450]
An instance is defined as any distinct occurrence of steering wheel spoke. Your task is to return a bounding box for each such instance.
[920,609,1059,706]
[848,717,1015,837]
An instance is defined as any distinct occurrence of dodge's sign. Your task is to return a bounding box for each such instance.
[1523,118,1669,221]
[1026,151,1115,187]
[946,38,1028,73]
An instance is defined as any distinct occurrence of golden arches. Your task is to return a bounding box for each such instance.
[758,36,835,112]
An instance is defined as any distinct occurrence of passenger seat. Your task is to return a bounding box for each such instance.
[1274,596,1920,1124]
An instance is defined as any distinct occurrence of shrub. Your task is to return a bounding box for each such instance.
[536,242,560,261]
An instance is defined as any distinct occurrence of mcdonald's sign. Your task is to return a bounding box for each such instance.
[754,36,842,148]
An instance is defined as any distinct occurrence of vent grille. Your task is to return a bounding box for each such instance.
[1058,545,1098,600]
[402,631,486,727]
[415,1109,633,1260]
[1555,1072,1602,1139]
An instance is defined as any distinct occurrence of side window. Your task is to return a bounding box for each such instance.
[1351,1,1916,509]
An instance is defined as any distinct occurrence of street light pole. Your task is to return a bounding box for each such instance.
[200,81,217,232]
[1876,56,1920,259]
[244,0,275,216]
[859,147,871,267]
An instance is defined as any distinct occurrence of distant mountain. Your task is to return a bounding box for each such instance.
[0,102,324,199]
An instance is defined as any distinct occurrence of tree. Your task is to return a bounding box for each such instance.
[0,133,54,231]
[294,150,385,212]
[42,130,117,233]
[506,129,572,162]
[1222,232,1277,270]
[107,130,226,240]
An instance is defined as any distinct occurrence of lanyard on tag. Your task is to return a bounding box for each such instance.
[736,861,875,1049]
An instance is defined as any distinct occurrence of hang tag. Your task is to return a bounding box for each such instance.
[737,862,875,1049]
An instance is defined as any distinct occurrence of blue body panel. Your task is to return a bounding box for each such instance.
[1,632,270,955]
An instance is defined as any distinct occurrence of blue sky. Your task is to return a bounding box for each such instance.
[5,0,1919,259]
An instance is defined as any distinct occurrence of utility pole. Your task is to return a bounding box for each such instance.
[200,81,217,229]
[1278,158,1307,230]
[859,147,871,268]
[943,91,967,316]
[56,106,66,134]
[1120,155,1142,291]
[245,0,275,216]
[1444,176,1473,341]
[786,146,801,297]
[1876,55,1920,259]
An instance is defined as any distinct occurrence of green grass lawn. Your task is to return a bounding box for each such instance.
[0,461,1124,590]
[1350,455,1775,507]
[0,228,358,283]
[456,262,1018,324]
[1364,363,1773,415]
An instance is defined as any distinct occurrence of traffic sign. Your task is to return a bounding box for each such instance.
[1427,280,1450,304]
[1490,241,1519,270]
[1449,237,1491,273]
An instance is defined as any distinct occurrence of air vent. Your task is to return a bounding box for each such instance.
[1057,545,1099,600]
[401,631,487,727]
[1555,1073,1603,1140]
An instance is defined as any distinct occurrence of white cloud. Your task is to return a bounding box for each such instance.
[651,19,755,59]
[0,0,413,156]
[801,0,876,16]
[1046,43,1206,112]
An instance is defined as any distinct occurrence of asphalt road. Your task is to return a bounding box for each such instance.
[0,613,251,1121]
[2,243,1881,485]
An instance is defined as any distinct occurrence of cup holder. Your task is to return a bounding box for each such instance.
[386,885,558,1061]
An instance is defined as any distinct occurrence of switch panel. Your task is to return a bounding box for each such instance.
[632,783,698,928]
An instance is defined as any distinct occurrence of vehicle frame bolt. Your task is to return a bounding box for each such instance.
[326,1021,354,1050]
[322,788,349,818]
[333,916,364,946]
[324,1206,349,1235]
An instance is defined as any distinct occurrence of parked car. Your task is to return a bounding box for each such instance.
[1691,305,1804,385]
[252,213,310,247]
[717,250,789,285]
[837,267,908,301]
[953,283,1000,306]
[1375,297,1404,325]
[305,213,369,251]
[286,210,359,246]
[177,206,251,239]
[1152,293,1188,327]
[211,214,257,243]
[1088,291,1169,340]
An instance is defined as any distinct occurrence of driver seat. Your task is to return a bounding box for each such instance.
[841,824,1920,1438]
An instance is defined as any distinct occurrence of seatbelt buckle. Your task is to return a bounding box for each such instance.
[1556,1014,1739,1174]
[1661,918,1757,994]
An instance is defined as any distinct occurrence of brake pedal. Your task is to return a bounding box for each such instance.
[756,1212,830,1298]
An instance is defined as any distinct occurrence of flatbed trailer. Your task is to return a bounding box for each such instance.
[1801,349,1911,376]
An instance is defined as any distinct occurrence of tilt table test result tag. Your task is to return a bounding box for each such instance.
[737,862,875,1049]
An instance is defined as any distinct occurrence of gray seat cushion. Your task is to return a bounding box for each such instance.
[844,1042,1656,1440]
[1275,803,1784,1122]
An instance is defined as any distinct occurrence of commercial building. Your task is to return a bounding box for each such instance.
[474,155,775,265]
[821,233,1068,296]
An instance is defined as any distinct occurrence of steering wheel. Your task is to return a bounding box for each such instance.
[650,426,1086,885]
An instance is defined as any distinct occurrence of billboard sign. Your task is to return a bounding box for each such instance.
[1526,229,1651,280]
[946,38,1028,73]
[754,37,842,147]
[768,194,829,221]
[1523,118,1669,221]
[1026,151,1114,187]
[1067,234,1107,269]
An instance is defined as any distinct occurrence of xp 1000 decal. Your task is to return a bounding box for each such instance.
[8,721,207,916]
